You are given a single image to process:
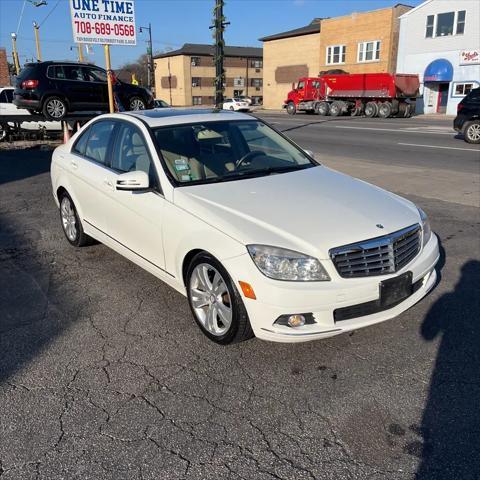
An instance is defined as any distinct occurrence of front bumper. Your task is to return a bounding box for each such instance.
[224,233,440,343]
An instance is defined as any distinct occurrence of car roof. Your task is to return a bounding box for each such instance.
[123,108,253,127]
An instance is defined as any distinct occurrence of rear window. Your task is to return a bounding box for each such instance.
[17,65,38,81]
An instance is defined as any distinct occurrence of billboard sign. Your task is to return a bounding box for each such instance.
[70,0,136,46]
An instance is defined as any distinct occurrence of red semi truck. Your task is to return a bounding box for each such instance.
[284,73,420,118]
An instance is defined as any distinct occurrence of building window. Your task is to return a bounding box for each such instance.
[426,10,467,38]
[357,41,380,63]
[453,82,478,97]
[456,10,466,34]
[191,56,200,66]
[326,45,346,65]
[250,59,262,68]
[192,96,202,105]
[425,15,434,38]
[192,77,201,87]
[250,78,263,87]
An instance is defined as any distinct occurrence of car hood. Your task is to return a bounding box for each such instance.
[174,166,420,259]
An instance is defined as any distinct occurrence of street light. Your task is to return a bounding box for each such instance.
[139,24,154,91]
[11,32,20,75]
[33,21,42,61]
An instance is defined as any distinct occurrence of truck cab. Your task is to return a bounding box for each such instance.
[284,77,322,114]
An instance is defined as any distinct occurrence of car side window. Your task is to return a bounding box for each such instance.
[84,121,115,165]
[83,67,107,83]
[72,127,91,156]
[64,65,85,82]
[48,65,66,80]
[112,123,158,188]
[0,90,8,103]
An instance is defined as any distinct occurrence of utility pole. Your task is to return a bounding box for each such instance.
[210,0,230,108]
[10,33,20,74]
[78,44,84,62]
[139,24,154,91]
[33,21,41,61]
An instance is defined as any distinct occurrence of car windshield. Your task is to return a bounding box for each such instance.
[152,120,316,185]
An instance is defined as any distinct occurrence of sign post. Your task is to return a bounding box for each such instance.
[69,0,136,113]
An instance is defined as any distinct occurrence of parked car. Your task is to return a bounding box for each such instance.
[154,99,170,108]
[454,87,480,144]
[236,96,252,105]
[222,98,250,112]
[51,109,439,344]
[13,61,154,120]
[0,86,61,140]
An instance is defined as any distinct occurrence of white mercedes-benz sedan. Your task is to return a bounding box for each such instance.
[51,109,439,344]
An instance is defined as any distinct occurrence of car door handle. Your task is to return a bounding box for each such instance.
[70,160,78,169]
[103,179,114,189]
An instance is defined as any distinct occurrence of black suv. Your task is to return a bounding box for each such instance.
[454,87,480,144]
[13,61,154,120]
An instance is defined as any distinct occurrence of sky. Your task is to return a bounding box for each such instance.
[0,0,424,69]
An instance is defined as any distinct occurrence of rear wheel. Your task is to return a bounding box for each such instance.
[329,101,344,117]
[186,252,254,344]
[464,121,480,144]
[378,101,393,118]
[286,102,296,115]
[43,96,67,120]
[364,101,378,118]
[316,101,329,116]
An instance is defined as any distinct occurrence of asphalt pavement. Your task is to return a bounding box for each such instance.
[0,114,479,480]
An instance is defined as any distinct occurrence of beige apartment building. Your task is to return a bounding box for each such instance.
[260,5,412,109]
[260,20,321,110]
[154,43,263,106]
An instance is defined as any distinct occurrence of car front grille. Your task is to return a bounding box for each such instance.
[329,224,421,278]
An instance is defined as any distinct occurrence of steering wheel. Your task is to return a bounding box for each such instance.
[235,150,264,169]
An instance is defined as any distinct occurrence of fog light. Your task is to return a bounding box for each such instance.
[287,314,306,328]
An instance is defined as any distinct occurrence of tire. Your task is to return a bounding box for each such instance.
[186,252,254,345]
[350,105,364,117]
[464,120,480,144]
[329,101,344,117]
[286,102,296,115]
[364,101,378,118]
[378,102,393,118]
[316,101,329,116]
[129,96,146,111]
[42,96,67,120]
[59,192,92,247]
[229,106,234,111]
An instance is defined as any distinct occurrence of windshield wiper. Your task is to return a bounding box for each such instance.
[221,164,312,180]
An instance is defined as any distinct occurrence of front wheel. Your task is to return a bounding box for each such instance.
[59,193,92,247]
[129,96,146,111]
[286,102,296,115]
[186,252,254,344]
[464,121,480,144]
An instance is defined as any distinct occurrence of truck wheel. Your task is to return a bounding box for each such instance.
[329,101,344,117]
[350,104,364,116]
[316,101,329,116]
[364,102,378,118]
[286,102,296,115]
[378,102,393,118]
[464,121,480,144]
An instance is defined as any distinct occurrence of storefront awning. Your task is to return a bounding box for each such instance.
[424,59,453,82]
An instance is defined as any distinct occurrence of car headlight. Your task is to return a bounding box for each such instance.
[418,207,432,247]
[247,245,330,281]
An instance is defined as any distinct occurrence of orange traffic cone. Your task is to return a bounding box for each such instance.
[63,122,71,144]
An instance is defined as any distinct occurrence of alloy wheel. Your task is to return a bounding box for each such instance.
[130,98,145,110]
[189,263,233,336]
[46,99,66,119]
[467,123,480,142]
[60,196,77,242]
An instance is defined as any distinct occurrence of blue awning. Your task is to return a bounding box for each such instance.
[424,59,453,82]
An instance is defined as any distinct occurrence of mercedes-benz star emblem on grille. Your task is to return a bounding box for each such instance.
[376,224,384,229]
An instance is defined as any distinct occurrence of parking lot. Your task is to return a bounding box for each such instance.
[0,113,479,479]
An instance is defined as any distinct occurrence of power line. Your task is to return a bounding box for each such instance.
[16,0,27,33]
[39,0,62,27]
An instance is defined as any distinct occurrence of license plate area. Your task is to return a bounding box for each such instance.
[380,271,413,307]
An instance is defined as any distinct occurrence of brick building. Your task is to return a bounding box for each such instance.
[154,43,263,106]
[260,4,412,109]
[0,48,10,86]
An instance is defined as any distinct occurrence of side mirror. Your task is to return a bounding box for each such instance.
[116,171,150,191]
[304,149,315,159]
